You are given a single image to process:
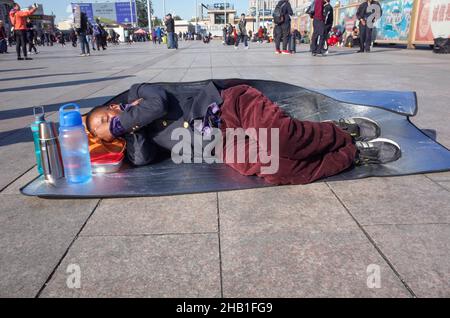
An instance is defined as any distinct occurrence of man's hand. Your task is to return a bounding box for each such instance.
[94,122,114,142]
[360,19,366,26]
[130,98,143,107]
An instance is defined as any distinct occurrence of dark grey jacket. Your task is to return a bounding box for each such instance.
[356,0,383,24]
[120,81,223,165]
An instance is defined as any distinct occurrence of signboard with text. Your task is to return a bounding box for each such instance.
[71,2,137,24]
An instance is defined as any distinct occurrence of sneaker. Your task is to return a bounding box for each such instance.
[355,138,402,165]
[234,46,238,50]
[80,54,86,57]
[25,57,33,60]
[331,117,381,142]
[86,53,91,56]
[275,50,281,54]
[17,57,24,60]
[244,46,249,50]
[281,50,291,55]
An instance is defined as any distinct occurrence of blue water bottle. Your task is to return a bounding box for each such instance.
[30,106,45,174]
[59,104,92,184]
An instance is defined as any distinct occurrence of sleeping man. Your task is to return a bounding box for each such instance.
[85,81,401,185]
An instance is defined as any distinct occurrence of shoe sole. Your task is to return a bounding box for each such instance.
[369,137,401,151]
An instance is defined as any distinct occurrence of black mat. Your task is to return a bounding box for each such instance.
[21,79,450,199]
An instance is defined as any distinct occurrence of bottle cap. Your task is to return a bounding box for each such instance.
[33,106,45,122]
[59,103,82,128]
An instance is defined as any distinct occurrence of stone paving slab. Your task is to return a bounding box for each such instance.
[218,186,411,297]
[0,195,98,298]
[364,224,450,297]
[81,194,218,236]
[328,175,450,226]
[1,41,450,298]
[39,234,221,298]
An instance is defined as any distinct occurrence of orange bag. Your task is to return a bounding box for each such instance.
[82,115,126,170]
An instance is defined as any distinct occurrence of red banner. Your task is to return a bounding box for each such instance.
[415,0,450,42]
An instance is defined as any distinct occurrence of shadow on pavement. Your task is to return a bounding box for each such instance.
[0,72,92,82]
[0,75,134,93]
[0,96,114,122]
[0,96,114,148]
[0,67,47,73]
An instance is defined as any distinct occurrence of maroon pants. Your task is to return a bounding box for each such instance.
[220,85,357,185]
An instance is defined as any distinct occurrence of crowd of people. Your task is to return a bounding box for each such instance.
[272,0,382,56]
[1,0,384,60]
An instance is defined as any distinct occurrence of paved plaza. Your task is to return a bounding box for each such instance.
[0,40,449,298]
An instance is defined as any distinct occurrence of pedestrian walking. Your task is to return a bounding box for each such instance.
[0,20,8,54]
[322,0,334,55]
[26,18,38,54]
[273,0,293,55]
[235,14,249,50]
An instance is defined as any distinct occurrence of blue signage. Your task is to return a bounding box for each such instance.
[72,2,137,24]
[115,2,137,24]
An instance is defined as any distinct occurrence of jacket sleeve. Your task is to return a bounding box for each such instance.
[325,6,334,26]
[17,8,37,17]
[119,84,168,134]
[356,3,364,20]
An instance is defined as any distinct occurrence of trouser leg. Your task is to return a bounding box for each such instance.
[274,26,282,50]
[220,85,357,185]
[365,27,373,51]
[282,23,290,51]
[359,24,367,51]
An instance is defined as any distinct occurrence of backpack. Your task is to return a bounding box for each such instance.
[305,0,315,18]
[273,2,287,25]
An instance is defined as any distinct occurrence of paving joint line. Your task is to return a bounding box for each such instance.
[79,232,218,238]
[325,182,417,298]
[35,198,103,298]
[216,192,224,298]
[423,174,450,194]
[0,164,36,194]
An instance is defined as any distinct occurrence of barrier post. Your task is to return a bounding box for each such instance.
[407,0,420,49]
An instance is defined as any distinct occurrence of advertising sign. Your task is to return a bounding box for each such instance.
[71,2,137,24]
[415,0,450,42]
[375,0,414,42]
[337,5,358,34]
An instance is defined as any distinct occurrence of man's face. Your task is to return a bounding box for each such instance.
[87,105,122,136]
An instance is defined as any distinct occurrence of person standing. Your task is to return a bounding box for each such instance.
[165,14,175,49]
[76,11,90,56]
[356,0,382,53]
[310,0,326,56]
[155,26,162,44]
[273,0,293,55]
[322,0,334,55]
[93,19,106,50]
[26,18,38,54]
[235,14,248,50]
[9,2,37,60]
[0,20,8,54]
